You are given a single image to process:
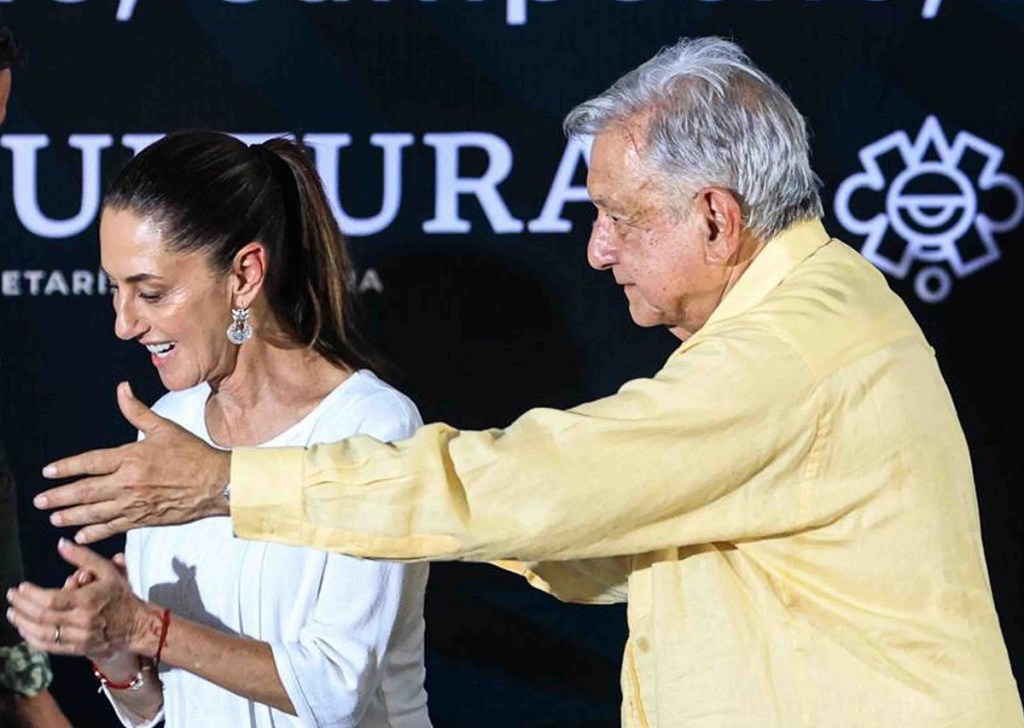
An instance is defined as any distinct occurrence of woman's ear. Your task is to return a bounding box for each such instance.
[230,242,267,307]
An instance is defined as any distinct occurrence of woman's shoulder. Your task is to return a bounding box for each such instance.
[309,370,423,443]
[148,383,211,428]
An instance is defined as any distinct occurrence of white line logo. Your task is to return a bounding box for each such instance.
[834,116,1023,302]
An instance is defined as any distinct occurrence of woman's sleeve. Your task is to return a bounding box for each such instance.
[271,556,427,726]
[270,389,428,726]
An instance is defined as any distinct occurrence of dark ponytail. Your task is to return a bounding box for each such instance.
[105,129,379,372]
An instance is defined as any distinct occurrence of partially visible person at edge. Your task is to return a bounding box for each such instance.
[12,37,1024,727]
[0,22,74,728]
[9,130,432,728]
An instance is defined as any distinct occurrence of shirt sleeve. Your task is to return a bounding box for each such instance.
[492,558,630,604]
[101,688,165,728]
[270,390,428,727]
[231,326,827,563]
[0,643,52,697]
[272,556,427,727]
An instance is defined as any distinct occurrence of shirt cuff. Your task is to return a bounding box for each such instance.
[0,643,52,697]
[101,684,165,728]
[269,643,305,723]
[230,446,309,541]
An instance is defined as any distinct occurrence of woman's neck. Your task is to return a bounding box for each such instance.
[204,338,354,447]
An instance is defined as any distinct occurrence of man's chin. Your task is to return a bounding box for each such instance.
[629,318,662,328]
[627,304,667,328]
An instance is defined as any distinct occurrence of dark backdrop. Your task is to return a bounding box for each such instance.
[1,1,1021,725]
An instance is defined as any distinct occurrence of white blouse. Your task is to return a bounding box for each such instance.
[106,371,432,728]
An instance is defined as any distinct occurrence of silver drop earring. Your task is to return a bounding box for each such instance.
[227,307,252,345]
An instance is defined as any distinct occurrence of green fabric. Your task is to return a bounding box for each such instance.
[0,81,46,699]
[0,643,52,697]
[0,437,54,698]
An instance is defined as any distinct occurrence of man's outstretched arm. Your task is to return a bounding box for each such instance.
[40,329,820,563]
[227,329,817,563]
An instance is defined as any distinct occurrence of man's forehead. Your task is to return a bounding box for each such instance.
[595,119,649,158]
[588,119,656,205]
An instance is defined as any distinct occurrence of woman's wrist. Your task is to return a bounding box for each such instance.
[128,602,168,659]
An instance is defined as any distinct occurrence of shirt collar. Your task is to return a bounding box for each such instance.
[668,218,832,356]
[705,217,831,326]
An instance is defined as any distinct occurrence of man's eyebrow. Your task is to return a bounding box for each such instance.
[590,194,623,210]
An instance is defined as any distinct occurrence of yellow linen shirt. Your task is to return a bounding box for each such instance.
[231,219,1023,727]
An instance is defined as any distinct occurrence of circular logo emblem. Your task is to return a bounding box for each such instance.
[886,164,976,260]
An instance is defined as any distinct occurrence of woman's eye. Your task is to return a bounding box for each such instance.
[139,292,163,302]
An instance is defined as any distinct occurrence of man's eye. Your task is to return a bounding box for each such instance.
[139,292,163,302]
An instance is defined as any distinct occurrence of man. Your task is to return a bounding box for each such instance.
[9,38,1023,726]
[0,25,72,728]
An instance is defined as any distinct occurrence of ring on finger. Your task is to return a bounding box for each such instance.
[53,624,62,644]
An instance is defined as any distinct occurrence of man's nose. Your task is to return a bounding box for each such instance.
[587,214,618,271]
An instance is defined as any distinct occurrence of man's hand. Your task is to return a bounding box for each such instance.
[34,382,231,544]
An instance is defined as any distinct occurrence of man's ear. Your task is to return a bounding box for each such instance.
[696,187,745,265]
[229,242,267,307]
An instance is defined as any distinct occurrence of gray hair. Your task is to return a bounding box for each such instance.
[564,37,823,240]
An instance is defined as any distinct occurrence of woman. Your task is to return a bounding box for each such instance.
[6,130,431,727]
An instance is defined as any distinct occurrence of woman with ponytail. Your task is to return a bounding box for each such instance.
[15,130,432,728]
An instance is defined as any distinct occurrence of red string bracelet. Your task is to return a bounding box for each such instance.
[91,661,144,692]
[154,607,171,668]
